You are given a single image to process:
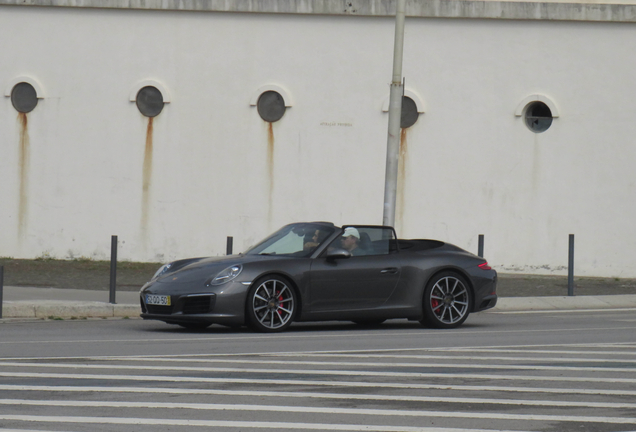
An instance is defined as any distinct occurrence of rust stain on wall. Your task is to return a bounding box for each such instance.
[396,128,408,233]
[18,113,30,238]
[141,117,154,234]
[267,122,274,227]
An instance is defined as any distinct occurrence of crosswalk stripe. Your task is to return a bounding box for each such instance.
[96,352,636,364]
[0,325,634,346]
[1,409,635,425]
[416,348,636,356]
[0,360,633,374]
[2,372,635,395]
[0,416,534,431]
[2,348,635,429]
[1,386,635,409]
[3,341,636,362]
[1,364,635,383]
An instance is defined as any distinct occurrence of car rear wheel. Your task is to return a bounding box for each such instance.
[247,276,296,333]
[421,272,471,329]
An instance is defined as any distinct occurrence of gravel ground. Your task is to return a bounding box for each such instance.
[1,258,635,297]
[0,258,159,292]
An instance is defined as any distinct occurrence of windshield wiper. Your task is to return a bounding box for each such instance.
[259,252,277,255]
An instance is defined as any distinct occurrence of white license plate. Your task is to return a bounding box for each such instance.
[145,294,171,306]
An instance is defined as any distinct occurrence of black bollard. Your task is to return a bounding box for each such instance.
[226,236,233,255]
[0,265,4,319]
[568,234,575,296]
[109,236,117,304]
[478,234,484,258]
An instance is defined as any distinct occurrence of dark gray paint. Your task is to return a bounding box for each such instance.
[139,223,497,330]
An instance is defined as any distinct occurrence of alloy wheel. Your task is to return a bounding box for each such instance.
[429,276,469,325]
[250,278,295,331]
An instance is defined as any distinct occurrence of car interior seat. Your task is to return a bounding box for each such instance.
[359,232,372,255]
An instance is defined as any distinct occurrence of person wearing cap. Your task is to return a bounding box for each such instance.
[341,227,362,255]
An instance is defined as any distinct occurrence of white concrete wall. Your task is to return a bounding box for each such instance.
[1,4,635,276]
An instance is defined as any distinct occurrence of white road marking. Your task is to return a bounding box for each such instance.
[94,352,636,364]
[2,372,636,396]
[0,416,535,432]
[0,359,633,374]
[492,308,636,314]
[1,386,635,409]
[2,341,636,361]
[0,429,76,432]
[412,348,636,356]
[0,325,634,345]
[1,410,635,425]
[1,363,635,383]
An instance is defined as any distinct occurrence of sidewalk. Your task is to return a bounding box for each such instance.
[2,277,636,320]
[1,286,140,320]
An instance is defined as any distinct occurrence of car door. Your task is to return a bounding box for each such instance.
[307,226,401,313]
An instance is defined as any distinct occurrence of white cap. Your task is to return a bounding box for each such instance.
[343,227,360,239]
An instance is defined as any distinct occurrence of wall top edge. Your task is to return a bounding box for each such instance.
[2,0,636,22]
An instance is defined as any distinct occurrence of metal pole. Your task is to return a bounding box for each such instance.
[568,234,574,296]
[226,236,233,255]
[0,266,4,319]
[478,234,484,258]
[109,235,117,304]
[382,0,406,228]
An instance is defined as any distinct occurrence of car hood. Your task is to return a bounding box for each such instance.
[154,254,282,285]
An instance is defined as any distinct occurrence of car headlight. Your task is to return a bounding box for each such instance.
[208,264,242,285]
[152,263,172,280]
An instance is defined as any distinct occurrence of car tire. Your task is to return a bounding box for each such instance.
[247,275,296,333]
[177,322,211,330]
[352,319,386,326]
[420,271,472,329]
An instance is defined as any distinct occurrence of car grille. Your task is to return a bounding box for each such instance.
[183,295,213,315]
[146,304,174,315]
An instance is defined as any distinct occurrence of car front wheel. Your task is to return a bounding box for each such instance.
[421,272,471,329]
[247,276,296,332]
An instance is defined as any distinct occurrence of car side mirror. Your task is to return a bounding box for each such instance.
[326,248,352,261]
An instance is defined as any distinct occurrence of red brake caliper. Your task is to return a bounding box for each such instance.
[431,299,441,316]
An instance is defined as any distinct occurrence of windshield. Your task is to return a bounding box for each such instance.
[245,223,336,257]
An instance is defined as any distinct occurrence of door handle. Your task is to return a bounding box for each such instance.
[381,267,398,274]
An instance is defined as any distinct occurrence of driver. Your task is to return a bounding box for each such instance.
[341,227,362,255]
[303,229,322,250]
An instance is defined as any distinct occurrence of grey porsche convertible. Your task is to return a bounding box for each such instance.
[140,222,497,332]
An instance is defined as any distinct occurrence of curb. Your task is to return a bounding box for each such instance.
[1,301,139,319]
[492,294,636,312]
[2,295,636,321]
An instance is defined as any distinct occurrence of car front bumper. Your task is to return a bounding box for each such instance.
[139,279,250,326]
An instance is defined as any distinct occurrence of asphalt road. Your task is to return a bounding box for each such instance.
[1,309,635,432]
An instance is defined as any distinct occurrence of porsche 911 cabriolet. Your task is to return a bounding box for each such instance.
[140,222,497,332]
